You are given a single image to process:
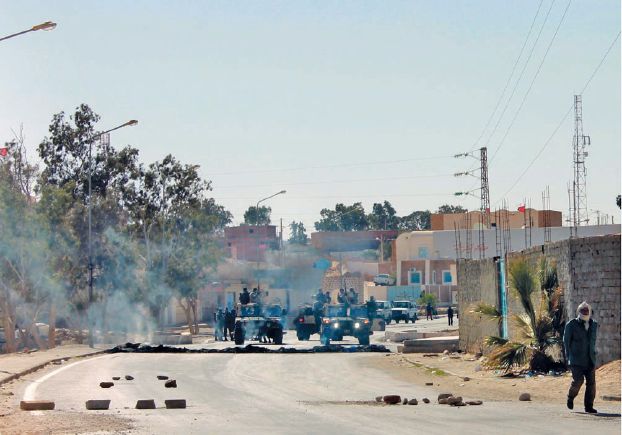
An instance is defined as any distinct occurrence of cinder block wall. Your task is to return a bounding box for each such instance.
[457,259,500,354]
[458,234,621,366]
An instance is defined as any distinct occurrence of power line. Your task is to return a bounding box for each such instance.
[483,0,558,153]
[489,0,573,163]
[214,172,455,190]
[494,30,621,203]
[470,0,545,150]
[207,153,455,176]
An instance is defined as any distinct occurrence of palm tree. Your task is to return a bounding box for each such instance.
[472,258,564,372]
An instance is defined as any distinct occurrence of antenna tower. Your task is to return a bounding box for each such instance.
[571,95,591,228]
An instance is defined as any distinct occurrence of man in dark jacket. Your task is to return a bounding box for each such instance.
[447,306,454,326]
[240,288,250,305]
[563,301,598,414]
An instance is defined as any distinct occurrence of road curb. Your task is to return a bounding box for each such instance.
[0,349,108,387]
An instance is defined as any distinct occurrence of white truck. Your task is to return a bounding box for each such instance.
[373,274,396,286]
[375,300,392,322]
[390,300,418,324]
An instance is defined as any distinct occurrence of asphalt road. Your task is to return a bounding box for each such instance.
[19,325,620,435]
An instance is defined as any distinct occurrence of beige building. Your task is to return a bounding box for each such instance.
[430,209,562,231]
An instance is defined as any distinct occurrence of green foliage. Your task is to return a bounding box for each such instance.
[471,302,502,324]
[398,210,431,231]
[483,257,565,373]
[314,202,368,231]
[436,204,467,214]
[244,205,271,225]
[367,201,399,230]
[288,221,308,245]
[417,292,437,307]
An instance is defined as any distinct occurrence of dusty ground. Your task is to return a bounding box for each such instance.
[0,364,134,434]
[366,352,621,405]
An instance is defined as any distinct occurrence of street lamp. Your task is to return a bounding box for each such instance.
[254,190,286,289]
[0,21,57,43]
[255,190,286,225]
[86,120,138,347]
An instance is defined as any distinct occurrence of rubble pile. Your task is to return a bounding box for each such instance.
[108,343,391,354]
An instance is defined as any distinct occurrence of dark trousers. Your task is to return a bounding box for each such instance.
[448,315,453,326]
[568,365,596,409]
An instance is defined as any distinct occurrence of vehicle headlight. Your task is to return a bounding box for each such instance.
[354,322,360,329]
[333,322,339,329]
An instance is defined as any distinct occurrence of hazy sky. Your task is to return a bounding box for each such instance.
[1,1,620,235]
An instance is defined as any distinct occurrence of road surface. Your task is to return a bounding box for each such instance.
[18,327,620,435]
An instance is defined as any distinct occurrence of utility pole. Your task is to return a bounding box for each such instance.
[571,95,591,228]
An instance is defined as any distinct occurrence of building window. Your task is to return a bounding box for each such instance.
[418,247,429,259]
[442,270,452,284]
[410,270,421,284]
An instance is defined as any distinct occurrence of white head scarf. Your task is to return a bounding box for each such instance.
[577,301,591,330]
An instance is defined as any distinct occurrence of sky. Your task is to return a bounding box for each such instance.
[1,0,620,236]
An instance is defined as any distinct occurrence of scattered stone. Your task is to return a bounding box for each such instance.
[408,399,418,405]
[452,401,467,406]
[422,398,430,404]
[425,382,433,386]
[125,375,134,381]
[112,377,120,380]
[474,352,483,359]
[463,377,471,381]
[135,399,156,409]
[165,380,177,388]
[443,350,449,355]
[157,375,169,380]
[383,395,401,405]
[402,397,408,405]
[474,365,482,372]
[466,400,483,406]
[52,361,62,365]
[20,400,55,411]
[375,396,383,402]
[450,355,461,359]
[438,398,449,405]
[85,400,111,410]
[518,393,531,401]
[438,393,453,401]
[423,353,438,357]
[447,396,462,405]
[165,399,186,409]
[99,382,114,388]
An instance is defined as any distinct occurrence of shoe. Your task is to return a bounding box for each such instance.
[566,398,574,410]
[585,408,598,414]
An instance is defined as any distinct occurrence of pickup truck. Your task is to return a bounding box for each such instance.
[373,274,396,286]
[390,300,418,323]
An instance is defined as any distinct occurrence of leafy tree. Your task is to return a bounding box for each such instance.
[368,201,399,230]
[314,202,368,231]
[436,204,467,214]
[288,221,308,244]
[398,210,431,231]
[418,292,438,308]
[244,205,272,225]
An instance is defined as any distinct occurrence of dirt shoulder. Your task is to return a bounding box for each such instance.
[0,354,133,434]
[364,352,621,405]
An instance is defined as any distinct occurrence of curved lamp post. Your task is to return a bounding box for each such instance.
[86,120,138,347]
[254,190,286,289]
[0,21,57,42]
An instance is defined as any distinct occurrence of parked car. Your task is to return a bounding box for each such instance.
[375,300,392,322]
[373,274,396,286]
[390,300,418,323]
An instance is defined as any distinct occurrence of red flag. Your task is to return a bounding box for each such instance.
[518,204,526,213]
[0,147,7,157]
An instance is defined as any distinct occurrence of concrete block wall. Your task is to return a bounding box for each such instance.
[458,234,621,366]
[457,259,500,354]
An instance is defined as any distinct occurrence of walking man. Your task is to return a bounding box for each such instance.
[564,301,598,414]
[447,306,454,326]
[426,302,433,321]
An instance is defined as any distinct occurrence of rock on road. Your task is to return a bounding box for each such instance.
[18,334,621,435]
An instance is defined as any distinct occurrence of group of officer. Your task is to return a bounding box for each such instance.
[214,307,236,341]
